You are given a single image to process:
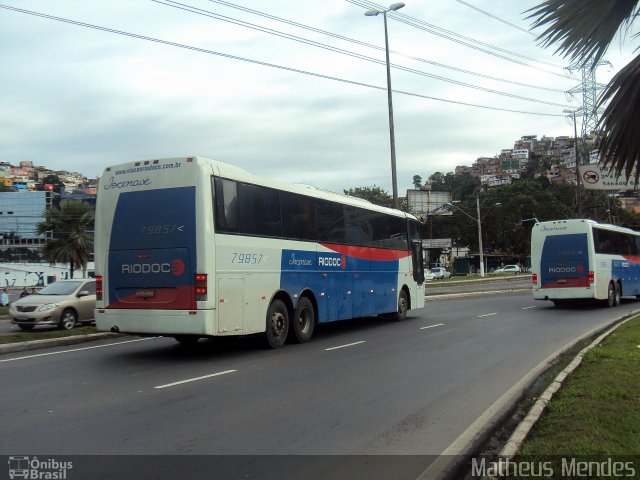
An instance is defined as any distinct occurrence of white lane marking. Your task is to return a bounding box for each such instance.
[0,337,157,363]
[477,313,498,318]
[522,306,537,310]
[324,341,366,351]
[154,370,236,389]
[420,323,444,330]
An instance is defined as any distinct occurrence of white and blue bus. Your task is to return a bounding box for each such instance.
[95,156,425,347]
[531,219,640,307]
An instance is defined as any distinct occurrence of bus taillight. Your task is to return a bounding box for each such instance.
[588,271,595,283]
[96,276,103,300]
[532,273,537,284]
[195,274,208,299]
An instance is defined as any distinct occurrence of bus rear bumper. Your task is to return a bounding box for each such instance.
[95,308,213,336]
[533,287,594,301]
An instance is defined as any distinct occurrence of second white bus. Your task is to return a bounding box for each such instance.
[94,156,425,347]
[531,219,640,307]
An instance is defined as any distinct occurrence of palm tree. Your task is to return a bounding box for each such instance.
[37,200,95,278]
[527,0,640,179]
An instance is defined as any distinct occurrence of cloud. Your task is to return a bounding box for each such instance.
[0,0,636,194]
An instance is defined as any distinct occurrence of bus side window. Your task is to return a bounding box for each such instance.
[238,183,282,238]
[214,178,238,233]
[282,192,316,241]
[315,200,346,244]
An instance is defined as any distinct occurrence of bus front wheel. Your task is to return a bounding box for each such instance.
[392,290,408,322]
[291,297,315,343]
[265,299,289,349]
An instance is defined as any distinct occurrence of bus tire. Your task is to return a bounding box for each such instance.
[174,335,200,345]
[614,282,622,306]
[392,289,408,322]
[265,299,289,349]
[606,282,618,308]
[291,297,315,343]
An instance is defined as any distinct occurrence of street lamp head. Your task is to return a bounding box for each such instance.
[389,2,406,11]
[364,9,380,16]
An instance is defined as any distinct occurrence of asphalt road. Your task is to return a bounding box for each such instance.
[2,290,638,467]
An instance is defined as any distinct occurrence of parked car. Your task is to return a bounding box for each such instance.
[425,269,436,281]
[9,279,96,331]
[494,264,521,274]
[429,267,452,279]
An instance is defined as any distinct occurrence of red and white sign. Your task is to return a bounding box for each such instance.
[578,164,639,190]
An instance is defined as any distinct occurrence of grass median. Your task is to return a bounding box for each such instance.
[1,305,102,345]
[0,325,99,345]
[516,315,640,457]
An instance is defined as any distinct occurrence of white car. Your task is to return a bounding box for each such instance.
[495,264,521,274]
[429,267,452,279]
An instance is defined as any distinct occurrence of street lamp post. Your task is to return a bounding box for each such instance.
[564,109,583,217]
[365,2,405,209]
[446,199,500,278]
[476,196,484,278]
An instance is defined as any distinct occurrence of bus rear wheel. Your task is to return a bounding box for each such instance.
[291,297,315,343]
[605,282,620,308]
[265,299,289,349]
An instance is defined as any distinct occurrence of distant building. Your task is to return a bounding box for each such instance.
[0,191,60,261]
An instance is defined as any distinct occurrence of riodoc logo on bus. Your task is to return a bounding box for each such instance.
[121,259,185,276]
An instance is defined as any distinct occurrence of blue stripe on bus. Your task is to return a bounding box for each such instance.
[280,248,399,322]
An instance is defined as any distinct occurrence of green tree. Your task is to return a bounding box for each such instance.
[528,0,640,179]
[37,200,94,278]
[344,185,393,208]
[412,175,423,189]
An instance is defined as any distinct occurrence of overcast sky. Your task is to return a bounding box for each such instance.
[1,0,636,194]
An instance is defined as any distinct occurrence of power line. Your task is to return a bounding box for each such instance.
[194,0,566,93]
[347,0,573,79]
[154,0,571,107]
[0,4,568,116]
[453,0,537,37]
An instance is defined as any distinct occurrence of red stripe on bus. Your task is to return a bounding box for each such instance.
[320,243,410,261]
[106,285,196,310]
[541,277,590,289]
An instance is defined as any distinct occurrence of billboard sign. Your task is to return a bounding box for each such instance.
[407,190,452,216]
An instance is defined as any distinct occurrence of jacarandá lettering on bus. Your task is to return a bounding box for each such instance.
[103,176,152,190]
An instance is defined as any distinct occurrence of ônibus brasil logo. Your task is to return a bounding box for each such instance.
[121,258,185,276]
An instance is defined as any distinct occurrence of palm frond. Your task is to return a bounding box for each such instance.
[597,52,640,180]
[527,0,640,65]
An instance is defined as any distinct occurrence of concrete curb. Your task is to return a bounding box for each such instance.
[425,288,529,300]
[499,313,637,458]
[0,332,122,354]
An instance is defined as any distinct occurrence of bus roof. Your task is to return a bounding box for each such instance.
[534,218,640,235]
[104,156,417,221]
